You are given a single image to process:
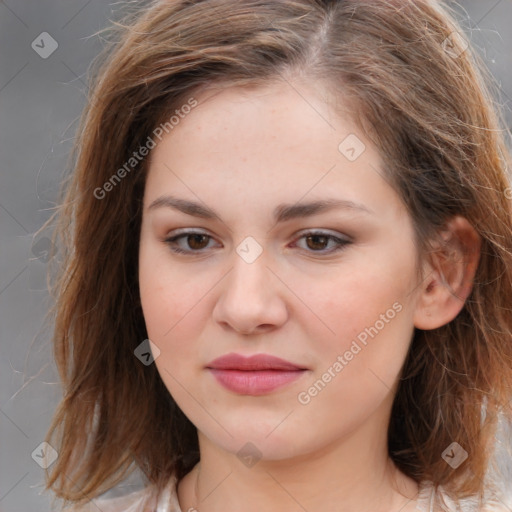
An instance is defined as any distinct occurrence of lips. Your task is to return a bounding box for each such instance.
[206,353,307,396]
[207,353,305,371]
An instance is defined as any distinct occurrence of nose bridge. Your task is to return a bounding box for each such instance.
[213,239,288,333]
[228,242,270,296]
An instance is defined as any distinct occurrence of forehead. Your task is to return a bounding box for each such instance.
[143,80,406,222]
[148,80,377,176]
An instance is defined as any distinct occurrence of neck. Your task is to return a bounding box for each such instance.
[178,417,419,512]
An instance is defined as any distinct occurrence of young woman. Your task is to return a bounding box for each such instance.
[43,1,512,511]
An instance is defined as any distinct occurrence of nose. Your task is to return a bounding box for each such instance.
[212,249,289,335]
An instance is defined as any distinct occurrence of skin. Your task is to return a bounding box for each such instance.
[138,79,479,512]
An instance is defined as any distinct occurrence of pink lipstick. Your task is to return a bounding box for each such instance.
[206,353,307,396]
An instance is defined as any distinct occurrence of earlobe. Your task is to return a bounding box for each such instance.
[413,216,481,330]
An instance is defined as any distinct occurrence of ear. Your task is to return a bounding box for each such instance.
[414,216,481,330]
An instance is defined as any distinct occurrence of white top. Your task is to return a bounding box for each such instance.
[73,476,511,512]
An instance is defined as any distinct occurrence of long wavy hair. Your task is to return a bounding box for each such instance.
[43,0,512,508]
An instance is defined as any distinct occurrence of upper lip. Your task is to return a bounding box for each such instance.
[206,353,306,371]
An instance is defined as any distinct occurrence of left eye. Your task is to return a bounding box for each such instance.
[291,231,351,253]
[163,230,350,255]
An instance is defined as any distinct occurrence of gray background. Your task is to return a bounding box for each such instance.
[1,1,511,511]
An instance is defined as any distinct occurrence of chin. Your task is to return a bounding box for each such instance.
[199,417,315,463]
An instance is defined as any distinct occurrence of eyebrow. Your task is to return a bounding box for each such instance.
[147,195,374,223]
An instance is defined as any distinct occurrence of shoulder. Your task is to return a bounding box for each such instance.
[418,480,512,512]
[66,486,161,512]
[68,475,183,512]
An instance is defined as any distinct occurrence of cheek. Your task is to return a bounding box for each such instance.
[139,278,205,357]
[293,278,414,442]
[294,255,417,407]
[139,276,208,406]
[139,239,201,331]
[138,245,220,384]
[295,261,415,348]
[139,245,189,355]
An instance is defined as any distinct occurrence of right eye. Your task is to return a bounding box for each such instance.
[164,230,221,255]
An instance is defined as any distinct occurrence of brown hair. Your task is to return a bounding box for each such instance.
[43,0,512,508]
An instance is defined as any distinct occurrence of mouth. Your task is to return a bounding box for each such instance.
[206,353,308,396]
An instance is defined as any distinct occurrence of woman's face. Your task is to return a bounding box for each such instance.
[139,80,423,461]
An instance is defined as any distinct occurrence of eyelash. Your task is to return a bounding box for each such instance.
[163,230,351,256]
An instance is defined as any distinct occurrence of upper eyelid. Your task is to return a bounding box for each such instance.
[164,229,351,252]
[297,228,351,239]
[165,227,350,241]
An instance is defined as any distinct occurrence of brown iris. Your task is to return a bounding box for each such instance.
[305,234,330,251]
[187,234,210,250]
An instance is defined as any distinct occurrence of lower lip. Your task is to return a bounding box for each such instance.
[208,369,306,395]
